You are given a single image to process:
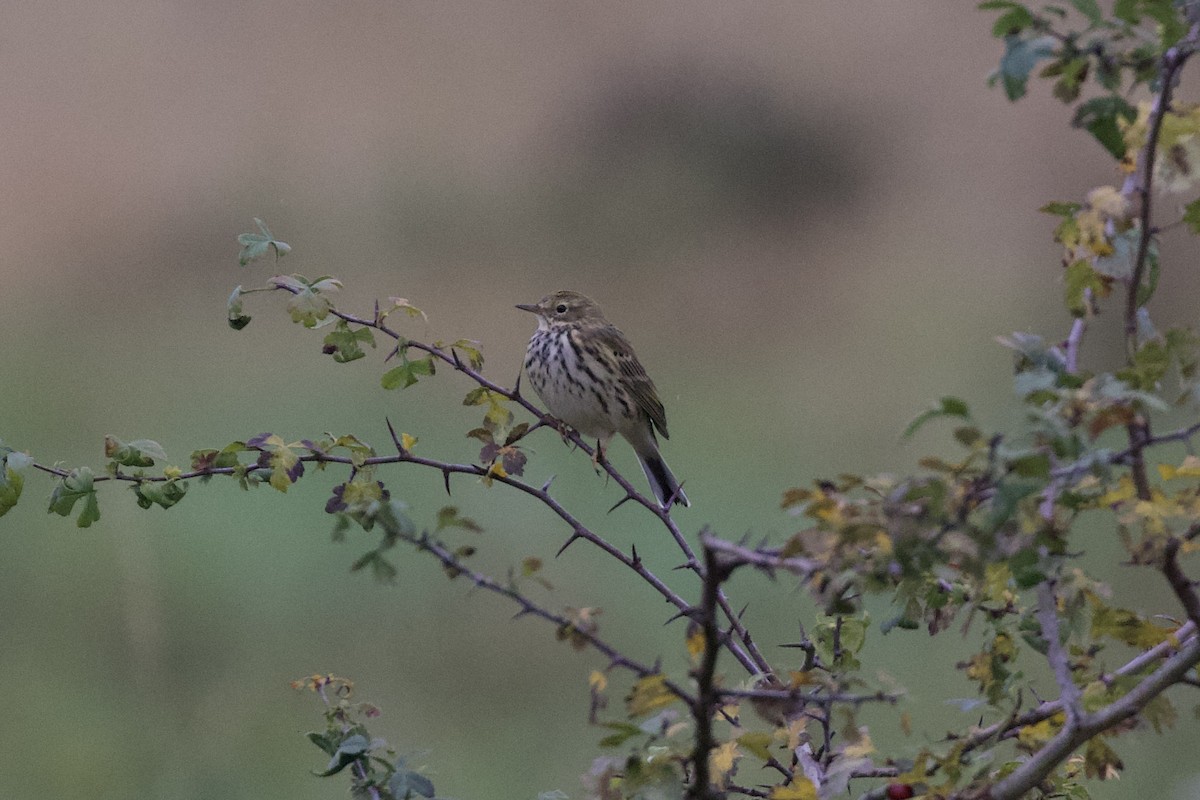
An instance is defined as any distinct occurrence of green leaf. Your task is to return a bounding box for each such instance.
[237,218,291,266]
[1068,0,1104,25]
[992,5,1035,36]
[1064,260,1105,317]
[48,467,100,527]
[1113,0,1138,23]
[315,733,370,777]
[1041,201,1083,217]
[191,442,246,473]
[285,286,335,328]
[1072,96,1137,159]
[993,34,1058,101]
[1010,452,1052,478]
[381,353,436,390]
[322,320,376,363]
[1183,197,1200,234]
[903,396,971,437]
[598,721,642,748]
[227,285,252,330]
[435,506,483,533]
[1008,547,1047,589]
[987,477,1043,531]
[133,480,188,510]
[1092,228,1139,280]
[349,549,399,583]
[452,339,485,370]
[0,450,30,518]
[403,771,436,798]
[104,436,169,467]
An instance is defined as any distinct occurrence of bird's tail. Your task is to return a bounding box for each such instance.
[638,451,690,509]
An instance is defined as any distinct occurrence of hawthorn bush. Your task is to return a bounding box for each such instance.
[6,3,1200,799]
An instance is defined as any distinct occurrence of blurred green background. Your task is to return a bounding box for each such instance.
[3,3,1200,798]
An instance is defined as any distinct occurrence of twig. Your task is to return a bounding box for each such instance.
[403,526,698,707]
[1163,537,1200,628]
[1118,28,1199,501]
[284,283,775,678]
[687,542,730,800]
[943,621,1196,765]
[700,535,819,578]
[720,687,901,707]
[982,633,1200,800]
[1122,31,1198,349]
[1036,580,1082,725]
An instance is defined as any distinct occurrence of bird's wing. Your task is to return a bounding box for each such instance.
[604,325,669,439]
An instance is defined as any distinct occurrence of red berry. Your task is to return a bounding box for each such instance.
[885,784,915,800]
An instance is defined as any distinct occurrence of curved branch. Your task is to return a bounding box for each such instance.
[982,633,1200,800]
[401,526,698,708]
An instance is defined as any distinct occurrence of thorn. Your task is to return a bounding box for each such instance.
[511,608,534,621]
[672,559,699,572]
[541,474,556,493]
[665,607,698,625]
[451,348,463,369]
[607,494,637,513]
[556,532,583,558]
[631,543,640,565]
[373,298,380,325]
[738,604,750,620]
[513,371,522,398]
[385,417,405,454]
[442,469,452,496]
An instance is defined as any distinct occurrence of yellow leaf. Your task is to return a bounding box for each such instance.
[896,751,930,784]
[788,670,817,687]
[381,296,428,322]
[685,626,707,662]
[625,674,680,717]
[401,432,417,452]
[588,670,607,693]
[1017,712,1064,750]
[1098,475,1137,506]
[770,777,817,800]
[163,466,182,479]
[842,728,874,758]
[1159,455,1200,480]
[737,730,773,761]
[709,740,740,783]
[1086,186,1130,220]
[772,718,808,752]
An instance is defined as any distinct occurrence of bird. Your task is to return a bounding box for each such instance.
[516,290,689,509]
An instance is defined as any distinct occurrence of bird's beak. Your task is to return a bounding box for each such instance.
[515,303,538,313]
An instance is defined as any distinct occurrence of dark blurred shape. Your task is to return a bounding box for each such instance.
[542,60,873,256]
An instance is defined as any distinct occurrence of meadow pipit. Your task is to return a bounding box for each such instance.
[516,290,689,509]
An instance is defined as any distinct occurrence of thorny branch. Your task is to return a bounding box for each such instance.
[392,520,698,707]
[32,283,775,679]
[1119,27,1200,502]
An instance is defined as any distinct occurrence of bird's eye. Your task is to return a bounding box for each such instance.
[555,304,568,314]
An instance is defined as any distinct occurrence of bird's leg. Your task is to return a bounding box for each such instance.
[541,414,574,445]
[592,436,616,479]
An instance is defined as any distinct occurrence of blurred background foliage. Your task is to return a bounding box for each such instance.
[3,3,1200,798]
